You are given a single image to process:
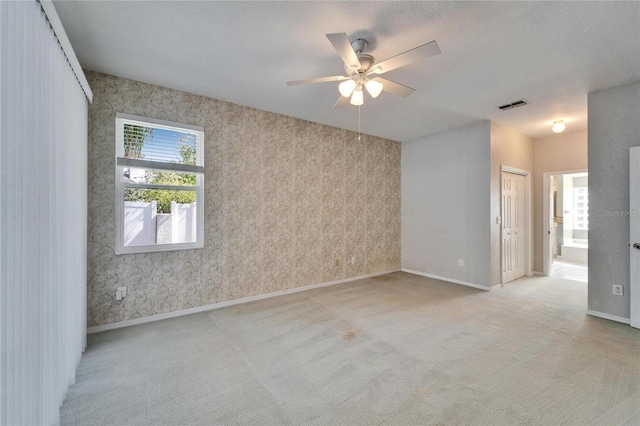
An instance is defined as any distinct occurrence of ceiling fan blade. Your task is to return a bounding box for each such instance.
[286,75,350,86]
[374,77,415,98]
[333,96,350,109]
[326,33,361,70]
[369,40,440,75]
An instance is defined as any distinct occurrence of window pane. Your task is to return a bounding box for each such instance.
[124,188,197,246]
[121,167,196,186]
[123,123,198,166]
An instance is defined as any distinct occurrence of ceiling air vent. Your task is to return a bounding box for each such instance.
[497,99,529,111]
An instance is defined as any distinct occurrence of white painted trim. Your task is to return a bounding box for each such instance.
[401,269,491,291]
[542,172,552,277]
[534,271,544,276]
[630,147,640,329]
[88,269,401,333]
[542,169,588,276]
[39,1,93,102]
[115,112,205,133]
[586,310,631,325]
[500,166,533,283]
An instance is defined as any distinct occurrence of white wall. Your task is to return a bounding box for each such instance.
[588,81,640,320]
[490,122,534,285]
[532,131,588,272]
[402,121,492,288]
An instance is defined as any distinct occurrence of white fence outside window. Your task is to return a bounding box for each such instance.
[124,201,197,246]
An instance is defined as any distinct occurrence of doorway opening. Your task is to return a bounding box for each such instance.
[543,170,588,282]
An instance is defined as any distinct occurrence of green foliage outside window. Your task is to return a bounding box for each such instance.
[123,123,152,159]
[124,187,195,214]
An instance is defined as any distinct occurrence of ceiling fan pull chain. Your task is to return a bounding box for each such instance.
[358,105,361,141]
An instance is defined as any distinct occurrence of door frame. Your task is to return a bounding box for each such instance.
[542,169,588,276]
[629,147,639,329]
[501,166,533,284]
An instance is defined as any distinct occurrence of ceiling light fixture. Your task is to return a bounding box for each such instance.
[350,84,364,106]
[552,120,565,133]
[287,33,441,110]
[340,76,384,105]
[339,79,357,97]
[364,79,383,98]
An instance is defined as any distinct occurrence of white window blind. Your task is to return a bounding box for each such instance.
[0,1,91,425]
[116,119,204,173]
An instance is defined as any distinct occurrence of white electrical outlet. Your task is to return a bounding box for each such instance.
[116,286,127,301]
[612,284,624,296]
[458,259,464,267]
[351,256,356,265]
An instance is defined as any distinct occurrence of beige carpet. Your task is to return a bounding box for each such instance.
[61,272,640,425]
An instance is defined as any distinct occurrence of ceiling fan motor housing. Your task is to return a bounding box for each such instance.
[351,38,368,54]
[342,38,375,73]
[345,54,375,74]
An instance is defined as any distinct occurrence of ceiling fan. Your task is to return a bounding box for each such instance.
[286,33,441,108]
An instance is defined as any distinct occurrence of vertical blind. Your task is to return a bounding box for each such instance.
[1,1,90,425]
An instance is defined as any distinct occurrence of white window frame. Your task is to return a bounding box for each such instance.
[115,113,204,254]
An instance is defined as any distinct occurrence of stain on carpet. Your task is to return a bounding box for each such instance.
[342,330,358,341]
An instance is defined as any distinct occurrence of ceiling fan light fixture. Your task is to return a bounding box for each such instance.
[365,79,383,98]
[350,85,364,106]
[339,79,357,98]
[286,33,441,109]
[552,120,565,133]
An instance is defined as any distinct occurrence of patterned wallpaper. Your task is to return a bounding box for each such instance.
[86,71,401,328]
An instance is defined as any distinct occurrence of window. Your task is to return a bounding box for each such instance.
[573,187,588,230]
[115,113,204,254]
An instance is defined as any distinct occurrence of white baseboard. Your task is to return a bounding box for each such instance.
[401,269,491,291]
[533,271,545,276]
[88,269,401,334]
[586,310,631,325]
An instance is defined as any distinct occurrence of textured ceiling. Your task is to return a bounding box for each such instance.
[53,1,640,142]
